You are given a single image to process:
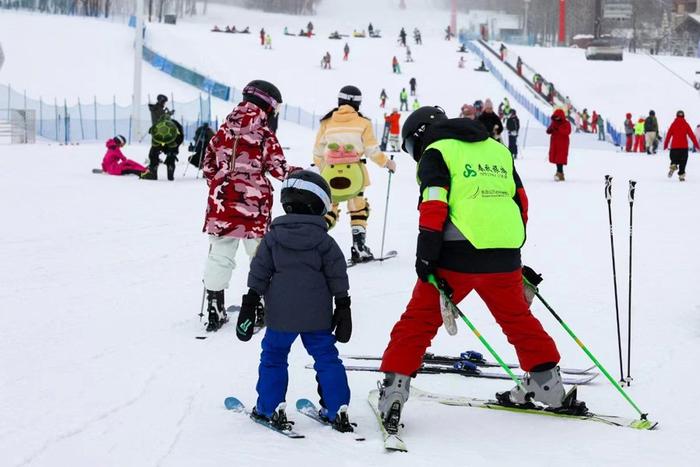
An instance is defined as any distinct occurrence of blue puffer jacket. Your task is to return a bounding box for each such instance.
[248,214,349,332]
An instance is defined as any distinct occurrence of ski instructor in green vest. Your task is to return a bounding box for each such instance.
[375,106,583,435]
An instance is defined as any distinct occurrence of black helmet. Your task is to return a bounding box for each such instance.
[473,99,483,110]
[156,94,168,103]
[281,170,332,216]
[243,80,283,115]
[338,85,362,110]
[649,110,655,116]
[677,110,685,118]
[401,106,448,161]
[113,134,126,146]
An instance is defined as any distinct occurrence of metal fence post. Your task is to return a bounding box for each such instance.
[54,98,59,142]
[39,97,43,137]
[78,97,85,140]
[7,84,11,119]
[113,95,116,136]
[297,106,301,124]
[128,115,132,143]
[64,99,69,145]
[94,96,98,140]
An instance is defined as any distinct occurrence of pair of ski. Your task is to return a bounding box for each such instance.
[223,397,365,441]
[344,350,597,375]
[368,386,658,452]
[346,249,397,268]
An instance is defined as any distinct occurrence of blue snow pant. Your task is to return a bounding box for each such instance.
[255,329,350,421]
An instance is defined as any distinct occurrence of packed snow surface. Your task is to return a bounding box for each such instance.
[1,3,700,466]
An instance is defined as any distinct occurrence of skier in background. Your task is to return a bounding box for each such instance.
[101,135,147,176]
[413,27,422,45]
[399,88,409,111]
[376,106,579,435]
[597,113,606,141]
[259,28,265,46]
[236,170,354,433]
[264,34,272,49]
[343,42,350,61]
[379,88,388,108]
[477,99,503,140]
[591,110,599,134]
[399,27,407,46]
[409,77,417,96]
[412,98,420,111]
[663,110,699,181]
[644,110,659,154]
[201,80,297,332]
[385,108,401,151]
[633,118,646,153]
[624,113,634,152]
[142,113,183,181]
[313,85,397,262]
[392,56,401,74]
[148,94,173,125]
[405,45,414,62]
[548,108,571,181]
[188,123,215,169]
[581,109,590,133]
[506,109,520,159]
[516,56,523,76]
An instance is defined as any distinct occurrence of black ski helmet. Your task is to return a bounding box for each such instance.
[401,106,448,161]
[113,134,127,146]
[338,85,362,110]
[281,170,332,216]
[243,80,283,115]
[156,94,168,104]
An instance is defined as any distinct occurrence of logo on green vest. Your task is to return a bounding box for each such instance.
[463,164,477,178]
[477,163,508,178]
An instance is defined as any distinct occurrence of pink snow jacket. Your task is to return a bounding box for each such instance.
[202,101,297,239]
[101,139,146,175]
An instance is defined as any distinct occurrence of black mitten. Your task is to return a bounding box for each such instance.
[332,296,352,343]
[236,290,261,342]
[521,265,543,306]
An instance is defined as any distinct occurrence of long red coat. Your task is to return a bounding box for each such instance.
[202,102,295,239]
[547,109,571,165]
[663,116,699,150]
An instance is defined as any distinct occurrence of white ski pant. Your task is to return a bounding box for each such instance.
[203,236,261,291]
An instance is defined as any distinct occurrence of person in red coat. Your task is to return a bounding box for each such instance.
[547,108,571,181]
[663,110,699,181]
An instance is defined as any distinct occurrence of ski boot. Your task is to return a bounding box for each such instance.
[554,171,565,182]
[165,154,178,181]
[679,173,686,182]
[253,300,265,332]
[350,226,374,263]
[140,165,158,180]
[251,403,295,431]
[496,366,586,414]
[668,164,678,178]
[205,289,227,332]
[330,405,355,433]
[377,373,411,434]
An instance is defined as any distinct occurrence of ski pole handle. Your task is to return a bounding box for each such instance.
[628,180,636,204]
[604,175,612,201]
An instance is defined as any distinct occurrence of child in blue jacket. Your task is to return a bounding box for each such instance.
[237,170,353,432]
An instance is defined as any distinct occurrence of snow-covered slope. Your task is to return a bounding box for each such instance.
[1,4,700,466]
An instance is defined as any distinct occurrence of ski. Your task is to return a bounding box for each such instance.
[410,387,658,431]
[92,168,104,174]
[223,397,305,438]
[319,363,598,385]
[367,390,408,452]
[347,250,397,268]
[295,399,365,441]
[341,350,597,375]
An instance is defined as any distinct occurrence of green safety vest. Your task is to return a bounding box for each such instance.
[423,138,525,249]
[400,91,408,101]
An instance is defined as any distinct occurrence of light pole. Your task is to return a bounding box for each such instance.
[131,0,144,142]
[524,0,530,39]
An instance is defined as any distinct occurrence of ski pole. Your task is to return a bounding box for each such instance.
[378,155,394,261]
[626,180,636,386]
[427,275,527,394]
[604,175,625,383]
[527,284,648,420]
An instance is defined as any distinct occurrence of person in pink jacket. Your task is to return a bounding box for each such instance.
[101,135,147,176]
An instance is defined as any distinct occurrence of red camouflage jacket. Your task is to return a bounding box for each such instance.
[202,102,295,238]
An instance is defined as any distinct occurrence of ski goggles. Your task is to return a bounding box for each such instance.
[243,86,282,115]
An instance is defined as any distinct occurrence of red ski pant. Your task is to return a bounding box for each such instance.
[380,268,560,375]
[633,134,645,152]
[625,135,633,152]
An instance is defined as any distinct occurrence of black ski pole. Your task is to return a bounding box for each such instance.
[626,180,636,386]
[605,175,625,383]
